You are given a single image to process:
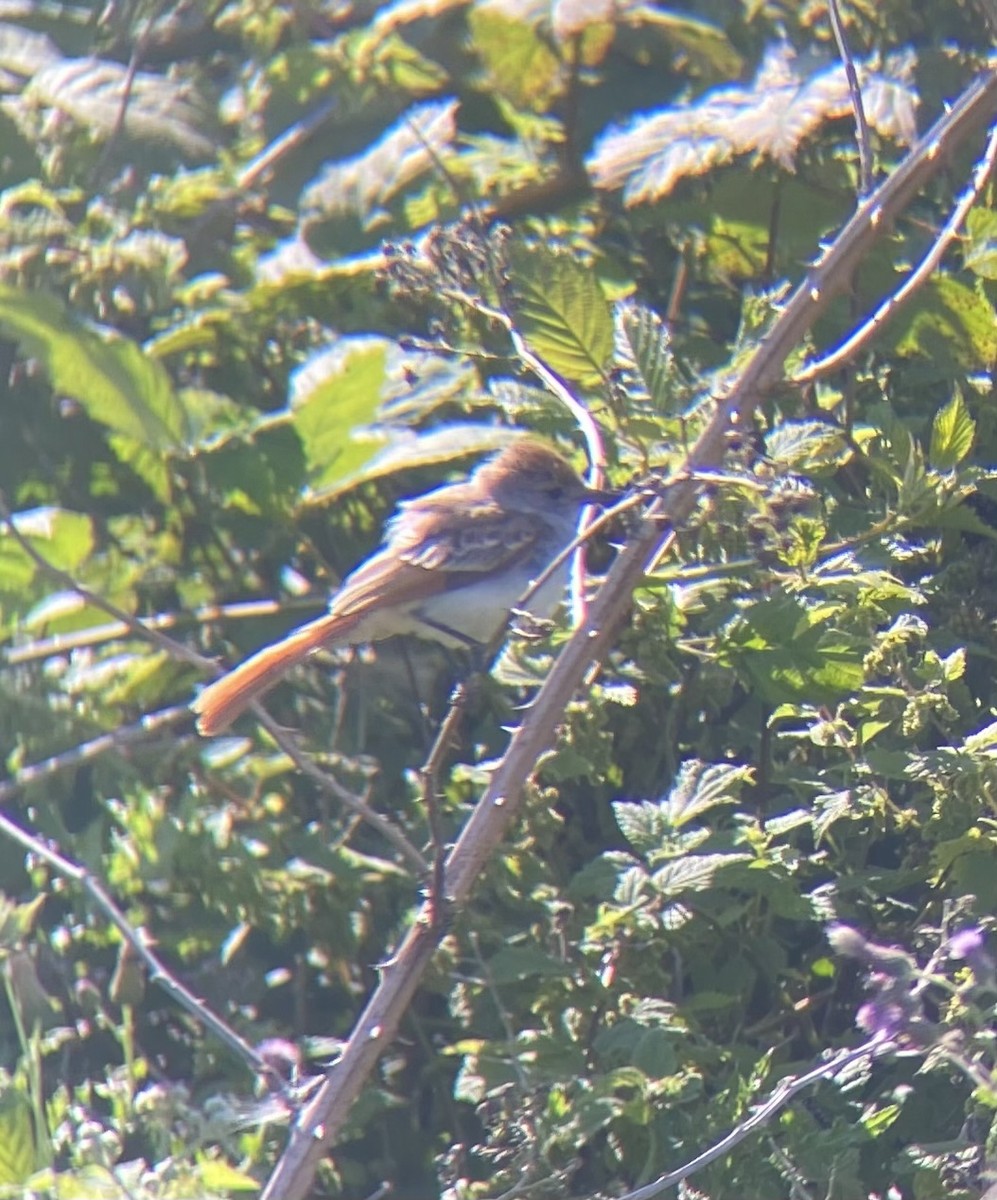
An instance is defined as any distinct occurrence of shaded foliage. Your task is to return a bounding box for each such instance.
[0,1,996,1198]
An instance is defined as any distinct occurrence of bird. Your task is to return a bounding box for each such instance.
[191,439,610,735]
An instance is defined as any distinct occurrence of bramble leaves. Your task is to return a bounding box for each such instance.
[588,43,918,204]
[0,5,994,1199]
[509,245,615,385]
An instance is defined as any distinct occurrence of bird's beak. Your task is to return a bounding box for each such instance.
[581,483,621,506]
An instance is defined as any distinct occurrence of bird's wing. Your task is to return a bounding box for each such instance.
[331,503,545,619]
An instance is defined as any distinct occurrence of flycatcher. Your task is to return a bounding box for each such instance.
[192,439,609,735]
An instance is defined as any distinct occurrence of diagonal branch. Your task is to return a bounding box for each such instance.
[794,116,997,384]
[259,58,997,1200]
[0,497,426,868]
[614,1036,896,1200]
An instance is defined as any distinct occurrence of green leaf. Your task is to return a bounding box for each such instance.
[0,1089,36,1185]
[892,275,997,368]
[197,1157,261,1191]
[291,340,389,490]
[23,57,216,159]
[0,286,189,458]
[929,391,975,470]
[0,509,94,609]
[651,853,753,896]
[963,208,997,279]
[613,800,668,854]
[663,761,753,828]
[615,301,678,413]
[510,245,615,386]
[468,10,561,111]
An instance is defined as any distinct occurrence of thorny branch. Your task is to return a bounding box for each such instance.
[0,709,287,1091]
[794,116,997,385]
[614,1037,896,1200]
[260,56,997,1200]
[0,495,426,869]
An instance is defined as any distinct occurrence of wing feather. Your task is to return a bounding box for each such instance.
[332,504,544,618]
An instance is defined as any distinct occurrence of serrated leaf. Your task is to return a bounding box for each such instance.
[23,57,215,158]
[651,853,753,896]
[0,287,189,457]
[302,99,457,223]
[929,391,975,470]
[663,760,752,828]
[615,301,677,413]
[510,245,614,385]
[0,1089,36,1184]
[764,420,847,469]
[588,43,917,205]
[613,800,668,854]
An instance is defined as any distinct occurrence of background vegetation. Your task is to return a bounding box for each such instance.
[2,0,997,1196]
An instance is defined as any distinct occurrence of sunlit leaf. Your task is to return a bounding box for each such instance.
[663,761,753,828]
[302,99,458,224]
[292,339,388,490]
[0,1089,35,1184]
[23,57,216,158]
[588,43,918,204]
[765,421,848,469]
[614,301,677,413]
[963,207,997,279]
[196,1156,261,1191]
[0,286,190,453]
[0,22,60,76]
[929,391,975,470]
[651,853,753,895]
[468,9,562,111]
[509,244,614,385]
[892,275,997,368]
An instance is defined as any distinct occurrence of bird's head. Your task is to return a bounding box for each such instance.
[475,440,612,513]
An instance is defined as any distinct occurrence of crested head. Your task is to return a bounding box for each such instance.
[473,439,600,513]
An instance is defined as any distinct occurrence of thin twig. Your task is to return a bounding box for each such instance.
[794,117,997,385]
[2,598,315,667]
[0,496,425,865]
[90,0,171,187]
[828,0,873,197]
[258,64,997,1200]
[0,787,288,1093]
[0,705,189,805]
[237,99,338,192]
[419,682,472,920]
[0,494,215,674]
[614,1038,895,1200]
[251,709,428,874]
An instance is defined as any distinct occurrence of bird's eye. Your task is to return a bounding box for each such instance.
[547,485,565,500]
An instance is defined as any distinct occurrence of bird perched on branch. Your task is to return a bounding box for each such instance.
[192,439,610,735]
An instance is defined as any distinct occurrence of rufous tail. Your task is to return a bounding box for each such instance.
[192,609,360,735]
